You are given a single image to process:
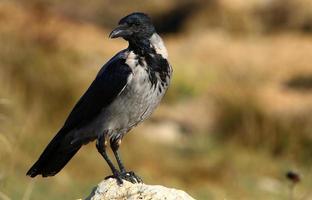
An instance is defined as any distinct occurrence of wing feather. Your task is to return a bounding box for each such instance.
[62,51,132,132]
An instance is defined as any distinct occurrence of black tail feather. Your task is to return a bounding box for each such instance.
[27,129,82,177]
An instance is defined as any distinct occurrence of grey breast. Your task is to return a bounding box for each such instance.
[80,33,171,141]
[101,50,169,137]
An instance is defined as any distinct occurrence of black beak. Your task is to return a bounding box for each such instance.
[109,24,131,39]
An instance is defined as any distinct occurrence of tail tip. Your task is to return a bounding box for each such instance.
[26,167,39,178]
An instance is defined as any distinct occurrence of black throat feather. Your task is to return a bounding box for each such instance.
[128,38,171,87]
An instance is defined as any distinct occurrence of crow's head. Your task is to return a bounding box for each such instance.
[109,13,155,41]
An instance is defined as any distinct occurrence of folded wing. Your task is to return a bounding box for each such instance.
[27,52,132,177]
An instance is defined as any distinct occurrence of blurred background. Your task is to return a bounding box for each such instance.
[1,0,312,199]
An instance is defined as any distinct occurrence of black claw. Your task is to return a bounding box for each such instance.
[121,171,143,184]
[127,171,143,183]
[105,171,143,184]
[116,176,123,185]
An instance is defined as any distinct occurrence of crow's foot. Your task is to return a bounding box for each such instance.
[105,171,143,184]
[123,171,143,183]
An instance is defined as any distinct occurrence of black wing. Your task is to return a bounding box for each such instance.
[26,51,132,177]
[62,52,132,132]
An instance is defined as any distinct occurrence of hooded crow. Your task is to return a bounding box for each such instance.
[26,12,172,184]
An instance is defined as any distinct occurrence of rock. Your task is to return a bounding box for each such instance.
[85,178,196,200]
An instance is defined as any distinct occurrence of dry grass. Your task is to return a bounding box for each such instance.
[1,1,312,199]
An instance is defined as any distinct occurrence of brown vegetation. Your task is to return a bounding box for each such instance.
[1,1,312,199]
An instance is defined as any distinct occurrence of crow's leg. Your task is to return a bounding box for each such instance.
[96,133,123,184]
[110,137,143,183]
[110,138,126,173]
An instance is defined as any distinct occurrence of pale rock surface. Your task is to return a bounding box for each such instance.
[85,178,196,200]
